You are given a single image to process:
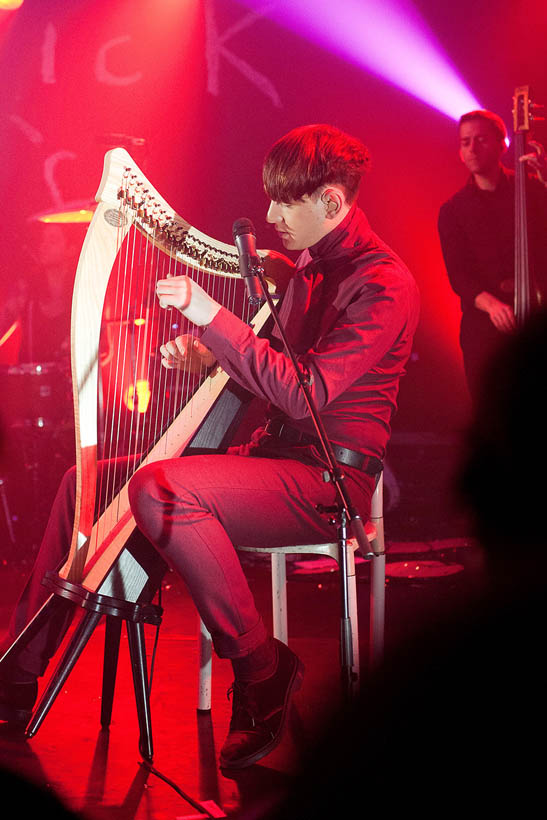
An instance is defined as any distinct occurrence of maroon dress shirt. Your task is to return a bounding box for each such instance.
[201,205,420,461]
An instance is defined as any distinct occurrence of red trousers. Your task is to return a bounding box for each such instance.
[4,451,374,675]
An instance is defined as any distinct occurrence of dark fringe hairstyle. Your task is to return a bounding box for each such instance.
[263,124,370,204]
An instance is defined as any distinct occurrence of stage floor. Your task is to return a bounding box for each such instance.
[0,533,486,819]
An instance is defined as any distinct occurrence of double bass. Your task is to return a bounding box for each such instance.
[512,84,544,325]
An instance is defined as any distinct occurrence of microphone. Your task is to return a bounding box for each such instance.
[232,218,264,305]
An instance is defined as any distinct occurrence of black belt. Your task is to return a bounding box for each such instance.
[265,419,383,475]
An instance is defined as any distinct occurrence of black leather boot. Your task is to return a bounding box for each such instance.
[220,639,304,769]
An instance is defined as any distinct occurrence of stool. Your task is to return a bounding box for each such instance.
[197,474,385,710]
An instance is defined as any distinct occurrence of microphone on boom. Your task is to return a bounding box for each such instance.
[232,218,264,305]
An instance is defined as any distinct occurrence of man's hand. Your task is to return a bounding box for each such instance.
[475,291,516,333]
[160,334,217,373]
[156,275,221,326]
[520,140,547,186]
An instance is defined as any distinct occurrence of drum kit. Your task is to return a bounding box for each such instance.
[0,359,74,556]
[0,201,92,557]
[1,135,149,556]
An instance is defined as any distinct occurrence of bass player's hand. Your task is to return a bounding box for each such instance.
[520,140,547,186]
[474,291,516,333]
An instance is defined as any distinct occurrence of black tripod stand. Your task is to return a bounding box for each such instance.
[0,532,167,760]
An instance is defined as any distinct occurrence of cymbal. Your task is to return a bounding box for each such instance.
[30,200,96,224]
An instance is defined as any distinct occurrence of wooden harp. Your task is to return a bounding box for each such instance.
[57,148,292,599]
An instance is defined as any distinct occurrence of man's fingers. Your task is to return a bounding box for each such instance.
[156,276,192,310]
[528,140,544,157]
[494,308,515,333]
[193,338,209,356]
[174,335,190,356]
[158,333,214,373]
[163,340,179,356]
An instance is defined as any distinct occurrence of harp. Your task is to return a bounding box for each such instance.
[58,148,293,599]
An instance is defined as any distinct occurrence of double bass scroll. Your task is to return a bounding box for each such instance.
[59,148,294,593]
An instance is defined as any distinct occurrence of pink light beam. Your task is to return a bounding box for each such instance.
[239,0,483,120]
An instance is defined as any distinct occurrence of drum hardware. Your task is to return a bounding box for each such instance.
[30,200,96,225]
[1,423,75,557]
[0,362,74,555]
[0,361,72,430]
[0,476,16,545]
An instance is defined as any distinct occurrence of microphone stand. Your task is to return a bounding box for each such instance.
[251,260,377,699]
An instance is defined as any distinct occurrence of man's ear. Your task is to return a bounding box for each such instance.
[321,188,344,218]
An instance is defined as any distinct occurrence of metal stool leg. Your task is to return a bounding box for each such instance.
[346,552,360,685]
[369,552,385,670]
[271,553,288,645]
[198,618,213,712]
[369,474,386,670]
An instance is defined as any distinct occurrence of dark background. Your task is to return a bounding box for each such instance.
[1,0,546,546]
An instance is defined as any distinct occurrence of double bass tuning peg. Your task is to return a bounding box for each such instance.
[529,101,545,122]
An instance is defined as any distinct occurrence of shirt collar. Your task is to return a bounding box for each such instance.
[466,165,512,193]
[307,203,371,260]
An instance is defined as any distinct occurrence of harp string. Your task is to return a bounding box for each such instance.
[128,216,157,471]
[90,197,254,552]
[56,147,289,589]
[94,201,136,548]
[99,207,150,542]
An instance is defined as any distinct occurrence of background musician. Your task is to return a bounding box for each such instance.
[0,222,79,548]
[1,125,420,771]
[437,109,547,403]
[0,222,79,366]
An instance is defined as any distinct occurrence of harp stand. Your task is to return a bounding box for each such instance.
[252,262,380,701]
[36,573,162,760]
[0,373,252,755]
[0,539,166,761]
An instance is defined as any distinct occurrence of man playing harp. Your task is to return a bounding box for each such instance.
[1,124,419,770]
